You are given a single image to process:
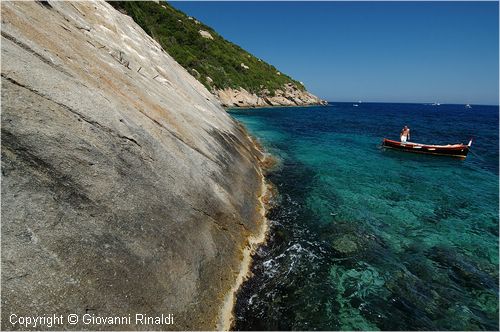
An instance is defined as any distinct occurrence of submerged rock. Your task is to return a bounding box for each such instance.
[321,220,388,260]
[332,235,359,254]
[426,246,498,292]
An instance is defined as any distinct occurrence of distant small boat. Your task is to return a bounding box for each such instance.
[353,104,359,107]
[465,104,472,109]
[382,138,472,159]
[432,102,441,106]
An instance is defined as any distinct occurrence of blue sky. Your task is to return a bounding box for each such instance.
[170,1,499,105]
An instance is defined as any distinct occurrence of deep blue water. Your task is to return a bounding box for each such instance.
[230,102,499,331]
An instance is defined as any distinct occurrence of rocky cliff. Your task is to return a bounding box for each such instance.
[217,84,327,108]
[1,0,266,330]
[109,1,327,109]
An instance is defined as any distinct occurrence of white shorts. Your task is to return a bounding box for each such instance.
[401,135,408,142]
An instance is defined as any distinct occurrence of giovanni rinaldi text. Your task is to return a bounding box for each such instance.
[8,313,174,328]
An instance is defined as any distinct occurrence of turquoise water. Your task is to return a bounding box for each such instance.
[230,103,499,331]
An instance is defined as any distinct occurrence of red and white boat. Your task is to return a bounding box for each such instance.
[382,138,472,159]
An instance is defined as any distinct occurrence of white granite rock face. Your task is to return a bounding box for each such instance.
[1,1,264,330]
[199,29,214,40]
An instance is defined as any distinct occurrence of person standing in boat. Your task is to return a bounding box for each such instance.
[400,125,410,142]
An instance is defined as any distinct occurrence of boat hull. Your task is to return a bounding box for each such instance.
[382,138,470,159]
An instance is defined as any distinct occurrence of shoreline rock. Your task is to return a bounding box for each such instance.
[217,136,273,330]
[216,84,327,108]
[1,1,266,330]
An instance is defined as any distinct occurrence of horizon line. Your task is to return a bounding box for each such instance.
[325,101,499,106]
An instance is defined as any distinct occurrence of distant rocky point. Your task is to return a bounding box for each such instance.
[217,83,327,108]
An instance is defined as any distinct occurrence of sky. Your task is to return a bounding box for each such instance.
[170,1,499,105]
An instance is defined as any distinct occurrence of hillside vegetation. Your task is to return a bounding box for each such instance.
[110,1,306,94]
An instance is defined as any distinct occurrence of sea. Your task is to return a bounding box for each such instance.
[229,102,499,331]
